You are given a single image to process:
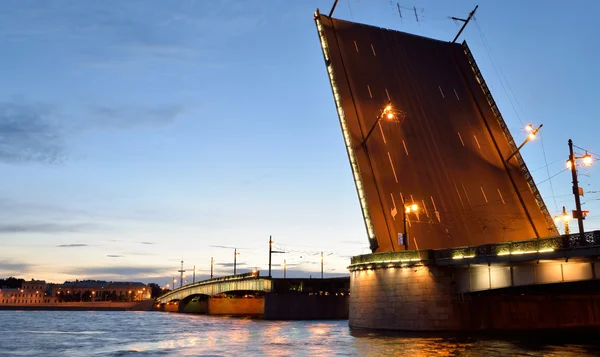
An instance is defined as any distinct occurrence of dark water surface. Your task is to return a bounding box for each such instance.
[0,311,599,356]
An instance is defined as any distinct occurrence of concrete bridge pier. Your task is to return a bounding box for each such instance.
[350,264,460,330]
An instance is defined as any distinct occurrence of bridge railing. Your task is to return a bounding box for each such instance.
[349,231,600,269]
[162,271,260,296]
[434,230,600,262]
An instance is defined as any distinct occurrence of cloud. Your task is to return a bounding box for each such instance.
[57,244,90,248]
[106,255,124,258]
[124,252,156,256]
[0,101,64,164]
[86,105,184,130]
[64,266,167,278]
[0,260,34,274]
[0,222,98,234]
[209,245,238,249]
[216,262,247,268]
[139,241,154,245]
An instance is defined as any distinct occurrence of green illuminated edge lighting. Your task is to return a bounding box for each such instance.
[462,42,558,236]
[315,12,376,244]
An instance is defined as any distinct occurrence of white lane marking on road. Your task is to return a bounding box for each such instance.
[390,193,397,219]
[497,188,506,205]
[354,40,359,52]
[453,181,465,209]
[387,152,399,183]
[385,88,391,101]
[402,140,409,156]
[378,121,387,144]
[421,199,430,218]
[438,86,445,98]
[431,196,441,223]
[371,44,377,56]
[367,85,372,98]
[460,180,472,207]
[454,88,460,100]
[473,134,481,149]
[413,238,420,250]
[480,186,488,203]
[457,132,465,146]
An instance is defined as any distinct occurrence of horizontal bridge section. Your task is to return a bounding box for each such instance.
[349,231,600,271]
[157,272,272,303]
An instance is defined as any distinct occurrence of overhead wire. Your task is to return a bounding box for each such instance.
[473,18,524,127]
[540,132,559,212]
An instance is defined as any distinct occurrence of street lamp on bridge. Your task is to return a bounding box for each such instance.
[233,249,240,275]
[567,139,593,241]
[402,202,419,251]
[554,206,572,234]
[505,124,543,163]
[358,103,406,147]
[268,236,285,278]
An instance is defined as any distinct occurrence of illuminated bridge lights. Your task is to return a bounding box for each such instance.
[315,12,376,245]
[497,249,555,256]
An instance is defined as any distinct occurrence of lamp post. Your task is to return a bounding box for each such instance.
[210,257,214,279]
[505,124,543,163]
[283,260,287,279]
[178,260,185,288]
[192,265,196,283]
[553,206,571,234]
[233,249,240,275]
[359,103,405,148]
[268,236,285,278]
[320,252,324,279]
[567,139,593,240]
[402,202,419,250]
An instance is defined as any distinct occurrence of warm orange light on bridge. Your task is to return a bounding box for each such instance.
[525,124,533,132]
[386,113,394,119]
[405,203,419,213]
[583,153,593,166]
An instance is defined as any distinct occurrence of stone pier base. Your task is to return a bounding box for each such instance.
[350,264,461,330]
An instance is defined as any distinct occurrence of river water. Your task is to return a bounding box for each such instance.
[0,311,599,356]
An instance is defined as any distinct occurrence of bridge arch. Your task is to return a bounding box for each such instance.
[156,272,272,304]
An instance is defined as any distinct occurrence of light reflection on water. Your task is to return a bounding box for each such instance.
[0,311,598,356]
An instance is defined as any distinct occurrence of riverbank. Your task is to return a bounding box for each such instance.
[0,300,154,311]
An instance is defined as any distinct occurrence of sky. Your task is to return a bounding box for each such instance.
[0,0,598,286]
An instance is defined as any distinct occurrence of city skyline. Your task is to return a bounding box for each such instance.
[1,0,598,284]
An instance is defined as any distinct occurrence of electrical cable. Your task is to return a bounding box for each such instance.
[540,132,559,212]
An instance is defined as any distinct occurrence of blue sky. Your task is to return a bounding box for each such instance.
[0,0,598,285]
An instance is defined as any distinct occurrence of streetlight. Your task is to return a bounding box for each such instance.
[233,249,240,275]
[506,124,543,162]
[553,206,571,234]
[567,139,594,241]
[283,260,287,279]
[192,266,196,284]
[359,102,406,147]
[210,257,214,279]
[402,202,419,250]
[268,236,285,278]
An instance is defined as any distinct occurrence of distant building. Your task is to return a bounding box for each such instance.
[0,280,56,305]
[53,280,150,302]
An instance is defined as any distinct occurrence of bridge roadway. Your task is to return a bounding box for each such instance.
[156,272,271,304]
[315,12,556,252]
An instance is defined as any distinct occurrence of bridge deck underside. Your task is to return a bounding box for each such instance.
[318,15,554,252]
